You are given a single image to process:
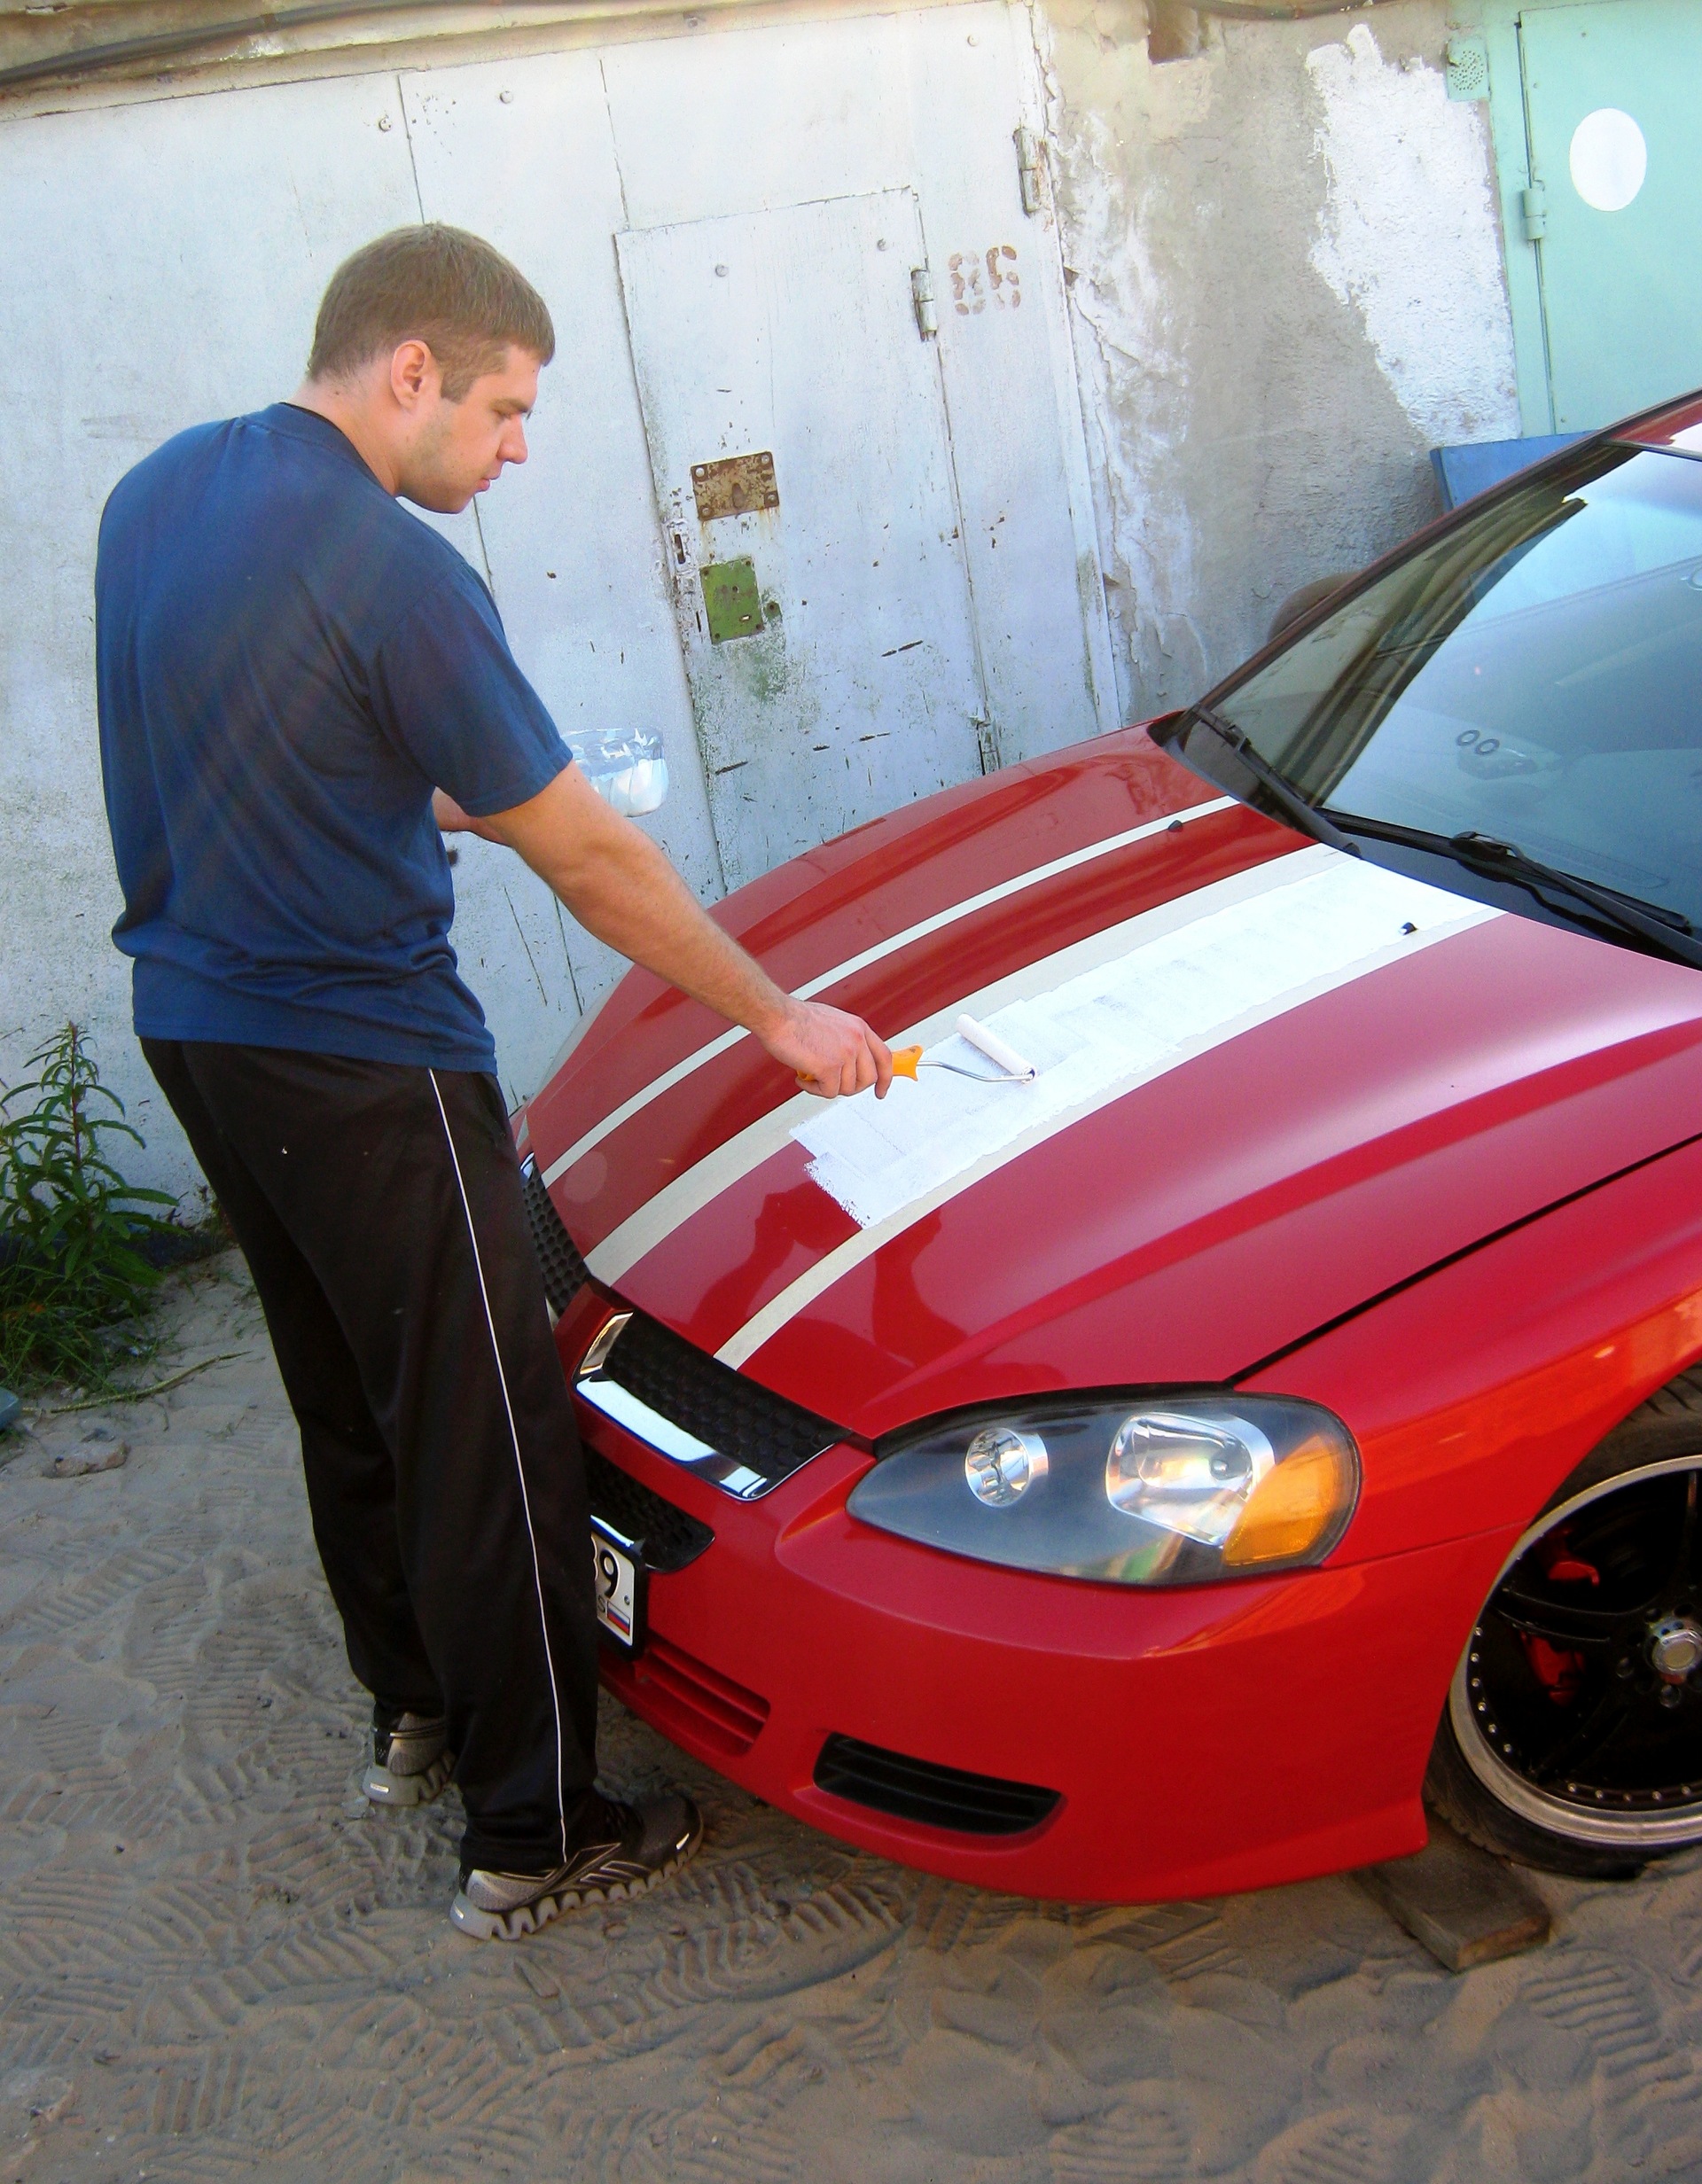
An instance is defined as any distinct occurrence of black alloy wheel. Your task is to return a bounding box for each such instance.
[1427,1374,1702,1877]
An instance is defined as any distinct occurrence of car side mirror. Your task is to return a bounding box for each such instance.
[1268,573,1356,646]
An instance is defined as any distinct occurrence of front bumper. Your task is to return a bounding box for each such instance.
[558,1304,1516,1902]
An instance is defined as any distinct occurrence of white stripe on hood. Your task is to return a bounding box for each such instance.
[719,852,1497,1365]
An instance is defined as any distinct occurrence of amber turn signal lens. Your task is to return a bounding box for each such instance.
[1222,1435,1357,1568]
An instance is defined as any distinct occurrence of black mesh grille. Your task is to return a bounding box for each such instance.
[583,1448,713,1574]
[814,1734,1062,1837]
[520,1155,589,1315]
[604,1311,847,1493]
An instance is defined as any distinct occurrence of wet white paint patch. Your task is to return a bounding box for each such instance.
[550,797,1234,1208]
[1307,24,1520,448]
[791,851,1492,1236]
[708,856,1495,1366]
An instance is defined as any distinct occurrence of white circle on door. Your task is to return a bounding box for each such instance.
[1568,107,1648,212]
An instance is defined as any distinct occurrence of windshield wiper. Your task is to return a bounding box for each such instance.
[1326,812,1702,972]
[1185,706,1361,858]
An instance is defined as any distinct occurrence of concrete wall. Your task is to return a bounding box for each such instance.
[1032,0,1521,719]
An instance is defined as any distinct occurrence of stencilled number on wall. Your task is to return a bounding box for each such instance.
[949,246,1021,316]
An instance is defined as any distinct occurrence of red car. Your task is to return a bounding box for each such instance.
[517,390,1702,1899]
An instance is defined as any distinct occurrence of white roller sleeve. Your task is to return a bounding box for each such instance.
[956,1015,1036,1082]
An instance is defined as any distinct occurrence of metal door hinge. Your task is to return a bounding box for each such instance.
[972,717,1003,775]
[1014,125,1045,216]
[1520,183,1548,242]
[911,264,938,339]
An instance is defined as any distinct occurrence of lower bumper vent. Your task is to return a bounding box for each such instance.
[814,1734,1061,1837]
[607,1634,769,1759]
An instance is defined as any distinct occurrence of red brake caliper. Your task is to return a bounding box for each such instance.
[1519,1533,1599,1704]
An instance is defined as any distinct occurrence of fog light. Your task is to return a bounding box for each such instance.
[965,1426,1048,1507]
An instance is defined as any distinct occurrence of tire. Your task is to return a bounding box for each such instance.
[1425,1367,1702,1880]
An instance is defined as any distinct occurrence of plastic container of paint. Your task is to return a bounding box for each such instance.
[571,729,669,816]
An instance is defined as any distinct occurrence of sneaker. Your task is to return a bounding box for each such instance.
[450,1790,703,1939]
[362,1705,454,1807]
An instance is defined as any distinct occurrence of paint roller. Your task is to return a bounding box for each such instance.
[891,1015,1037,1085]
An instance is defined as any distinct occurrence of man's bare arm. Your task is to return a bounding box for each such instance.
[440,767,892,1098]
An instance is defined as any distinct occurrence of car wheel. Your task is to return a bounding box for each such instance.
[1425,1369,1702,1878]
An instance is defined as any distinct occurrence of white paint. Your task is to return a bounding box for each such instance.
[545,794,1233,1202]
[955,1014,1035,1080]
[1306,25,1520,449]
[1569,107,1648,214]
[585,803,1248,1286]
[719,861,1496,1368]
[792,849,1495,1233]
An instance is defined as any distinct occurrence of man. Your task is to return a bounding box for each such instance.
[95,224,891,1940]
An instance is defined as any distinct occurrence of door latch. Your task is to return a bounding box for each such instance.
[911,264,938,340]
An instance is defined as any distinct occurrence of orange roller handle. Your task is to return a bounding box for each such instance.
[798,1044,924,1091]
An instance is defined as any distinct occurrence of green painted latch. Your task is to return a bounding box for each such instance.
[703,558,763,644]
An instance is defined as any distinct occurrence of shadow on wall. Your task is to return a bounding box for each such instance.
[1034,0,1519,719]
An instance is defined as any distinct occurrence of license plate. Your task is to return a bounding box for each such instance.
[590,1518,646,1655]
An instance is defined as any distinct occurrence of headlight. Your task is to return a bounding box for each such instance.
[847,1393,1359,1586]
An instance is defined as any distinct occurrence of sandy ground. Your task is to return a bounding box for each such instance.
[2,1256,1701,2184]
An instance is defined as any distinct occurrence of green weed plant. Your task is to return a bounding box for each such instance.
[0,1025,176,1392]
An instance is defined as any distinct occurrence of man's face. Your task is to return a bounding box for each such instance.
[399,345,541,514]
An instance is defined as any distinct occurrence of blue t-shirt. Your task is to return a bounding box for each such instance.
[95,402,571,1070]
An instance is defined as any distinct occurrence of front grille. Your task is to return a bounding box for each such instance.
[601,1310,847,1496]
[583,1448,713,1574]
[613,1634,770,1758]
[814,1734,1062,1837]
[520,1154,589,1314]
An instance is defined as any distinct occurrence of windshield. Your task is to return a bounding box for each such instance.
[1190,444,1702,931]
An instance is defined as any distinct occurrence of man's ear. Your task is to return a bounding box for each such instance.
[389,339,439,412]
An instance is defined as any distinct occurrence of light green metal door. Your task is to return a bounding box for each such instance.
[1520,0,1702,428]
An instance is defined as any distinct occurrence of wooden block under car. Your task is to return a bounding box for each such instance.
[1356,1821,1552,1972]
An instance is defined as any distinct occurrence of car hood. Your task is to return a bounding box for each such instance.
[524,730,1702,1439]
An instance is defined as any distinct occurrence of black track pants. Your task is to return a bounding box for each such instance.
[142,1039,599,1873]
